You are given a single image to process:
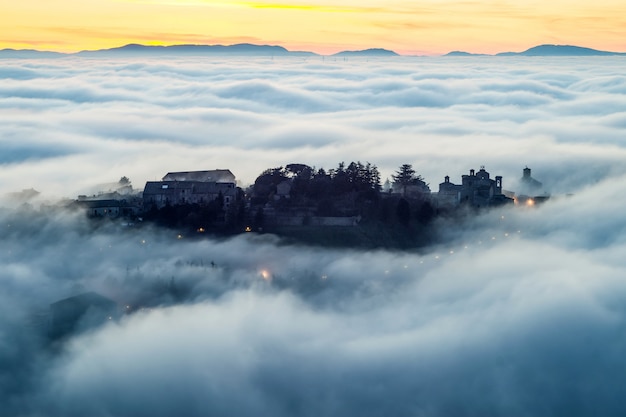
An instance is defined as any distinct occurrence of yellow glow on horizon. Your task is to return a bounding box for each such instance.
[1,0,625,55]
[112,0,377,12]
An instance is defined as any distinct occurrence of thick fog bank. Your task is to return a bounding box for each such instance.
[1,56,626,198]
[2,169,626,415]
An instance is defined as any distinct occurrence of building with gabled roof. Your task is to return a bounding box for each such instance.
[143,169,238,211]
[162,169,235,183]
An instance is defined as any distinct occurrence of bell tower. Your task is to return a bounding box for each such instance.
[495,176,502,194]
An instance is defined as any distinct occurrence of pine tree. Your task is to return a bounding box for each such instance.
[392,164,423,197]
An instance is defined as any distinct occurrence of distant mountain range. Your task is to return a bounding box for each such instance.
[76,43,315,57]
[446,44,626,57]
[332,48,398,57]
[0,43,624,58]
[0,43,397,58]
[0,49,66,59]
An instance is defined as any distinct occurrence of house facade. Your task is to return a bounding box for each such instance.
[76,192,142,218]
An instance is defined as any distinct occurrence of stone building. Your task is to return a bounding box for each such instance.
[436,166,512,209]
[143,169,237,210]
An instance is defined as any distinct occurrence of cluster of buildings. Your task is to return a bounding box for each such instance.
[75,169,238,219]
[434,165,546,209]
[73,166,548,222]
[436,166,505,208]
[381,165,545,209]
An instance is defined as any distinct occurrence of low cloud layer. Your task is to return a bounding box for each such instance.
[1,171,626,415]
[1,56,626,198]
[2,56,626,416]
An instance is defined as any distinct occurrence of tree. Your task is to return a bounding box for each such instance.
[367,163,382,192]
[383,178,392,192]
[308,168,331,200]
[331,162,351,195]
[396,198,411,226]
[416,201,435,224]
[290,164,313,201]
[117,176,133,194]
[392,164,423,197]
[285,163,311,178]
[252,167,287,204]
[253,207,265,231]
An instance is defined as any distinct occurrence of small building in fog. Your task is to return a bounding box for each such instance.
[76,198,140,218]
[515,167,549,205]
[518,167,544,195]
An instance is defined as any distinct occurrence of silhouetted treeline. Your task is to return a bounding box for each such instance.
[252,162,381,203]
[250,161,436,228]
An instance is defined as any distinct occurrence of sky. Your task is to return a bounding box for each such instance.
[2,24,626,416]
[1,0,626,55]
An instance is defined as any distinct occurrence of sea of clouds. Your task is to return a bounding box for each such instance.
[1,55,626,196]
[2,55,626,416]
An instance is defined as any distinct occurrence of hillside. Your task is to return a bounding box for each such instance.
[333,48,399,57]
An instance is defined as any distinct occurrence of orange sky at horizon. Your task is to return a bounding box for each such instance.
[1,0,625,55]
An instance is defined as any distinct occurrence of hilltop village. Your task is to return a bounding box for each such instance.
[70,163,548,246]
[18,163,552,343]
